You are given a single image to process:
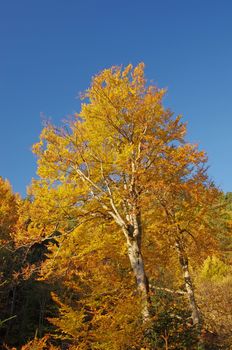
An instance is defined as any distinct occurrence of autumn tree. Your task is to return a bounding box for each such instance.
[30,63,220,336]
[145,160,222,327]
[0,177,18,242]
[0,177,19,343]
[0,176,19,309]
[30,64,187,322]
[0,180,55,347]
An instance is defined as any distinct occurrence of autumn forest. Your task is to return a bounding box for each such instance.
[1,64,232,350]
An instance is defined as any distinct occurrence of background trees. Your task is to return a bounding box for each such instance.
[0,180,54,346]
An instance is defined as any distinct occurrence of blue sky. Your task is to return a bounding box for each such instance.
[0,0,232,196]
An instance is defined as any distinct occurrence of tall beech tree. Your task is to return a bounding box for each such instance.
[150,179,221,327]
[31,63,213,324]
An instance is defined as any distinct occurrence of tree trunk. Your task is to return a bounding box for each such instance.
[127,237,150,321]
[108,195,150,321]
[175,238,200,326]
[122,212,150,322]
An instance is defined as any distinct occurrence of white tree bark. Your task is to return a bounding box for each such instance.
[122,212,150,322]
[127,236,150,321]
[175,238,200,326]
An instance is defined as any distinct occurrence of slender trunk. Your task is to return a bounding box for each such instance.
[106,177,150,321]
[123,213,150,322]
[175,239,200,326]
[127,237,150,321]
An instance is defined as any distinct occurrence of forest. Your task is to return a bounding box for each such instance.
[0,64,231,350]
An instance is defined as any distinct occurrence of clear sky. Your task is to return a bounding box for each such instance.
[0,0,232,196]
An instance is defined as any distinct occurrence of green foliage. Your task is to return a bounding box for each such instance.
[148,290,199,350]
[199,256,230,282]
